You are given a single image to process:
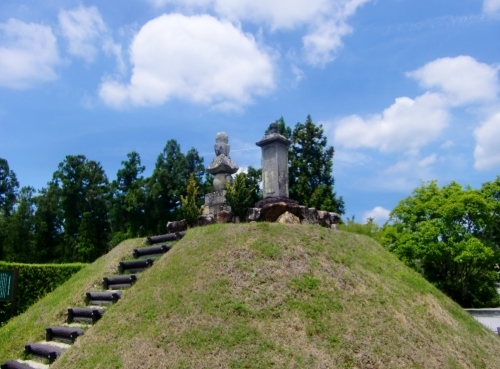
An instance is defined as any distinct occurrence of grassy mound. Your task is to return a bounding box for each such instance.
[50,223,500,368]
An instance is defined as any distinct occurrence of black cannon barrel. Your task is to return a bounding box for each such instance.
[133,244,171,258]
[67,307,104,324]
[46,326,84,343]
[146,233,178,244]
[118,259,154,274]
[25,343,62,364]
[86,291,121,305]
[1,361,34,369]
[102,274,137,289]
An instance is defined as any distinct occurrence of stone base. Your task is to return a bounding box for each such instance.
[203,190,231,215]
[246,201,340,227]
[254,196,297,208]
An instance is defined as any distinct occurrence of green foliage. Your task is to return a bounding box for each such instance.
[110,151,147,240]
[0,158,20,260]
[225,172,253,219]
[272,116,344,214]
[340,218,381,240]
[1,187,36,262]
[0,158,19,217]
[380,180,500,307]
[245,166,262,204]
[0,261,86,326]
[53,155,111,262]
[146,141,205,233]
[181,173,202,226]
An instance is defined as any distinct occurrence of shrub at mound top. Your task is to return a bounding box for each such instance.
[0,261,86,325]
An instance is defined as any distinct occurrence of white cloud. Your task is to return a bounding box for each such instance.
[333,92,449,152]
[99,14,274,109]
[474,112,500,170]
[407,56,499,106]
[59,6,106,62]
[59,6,125,72]
[484,0,500,15]
[441,140,454,149]
[383,154,437,175]
[0,19,60,89]
[147,0,369,66]
[362,206,390,224]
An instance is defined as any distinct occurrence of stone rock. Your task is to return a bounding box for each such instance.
[259,201,301,222]
[254,196,297,208]
[204,190,231,214]
[214,210,233,223]
[331,224,340,230]
[329,212,341,225]
[213,173,234,191]
[277,211,300,224]
[246,207,261,221]
[207,154,239,175]
[317,210,331,227]
[197,214,214,227]
[166,219,187,233]
[300,207,319,224]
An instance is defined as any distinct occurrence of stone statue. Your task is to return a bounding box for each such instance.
[207,132,238,191]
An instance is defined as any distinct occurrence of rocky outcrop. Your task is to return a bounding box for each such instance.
[277,211,300,224]
[214,210,233,223]
[166,219,187,233]
[197,214,215,227]
[246,201,340,229]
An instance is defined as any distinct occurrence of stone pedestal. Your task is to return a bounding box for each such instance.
[203,190,231,215]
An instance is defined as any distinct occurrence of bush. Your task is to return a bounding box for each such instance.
[0,261,86,325]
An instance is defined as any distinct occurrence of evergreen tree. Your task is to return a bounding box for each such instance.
[246,166,262,205]
[33,184,62,263]
[186,148,206,208]
[146,141,204,233]
[2,186,36,262]
[53,155,111,262]
[110,151,147,242]
[0,158,19,259]
[0,158,19,216]
[180,173,202,226]
[225,172,253,219]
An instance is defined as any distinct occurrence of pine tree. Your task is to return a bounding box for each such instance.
[181,173,202,227]
[290,115,344,214]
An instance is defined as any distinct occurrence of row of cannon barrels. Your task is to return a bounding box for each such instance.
[1,238,178,369]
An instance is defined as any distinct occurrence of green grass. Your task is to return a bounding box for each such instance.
[2,223,500,368]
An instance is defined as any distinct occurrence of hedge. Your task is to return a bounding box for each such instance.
[0,261,87,326]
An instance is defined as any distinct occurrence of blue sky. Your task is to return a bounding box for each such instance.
[1,0,500,224]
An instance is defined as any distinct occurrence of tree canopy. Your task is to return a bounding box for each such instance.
[380,180,500,308]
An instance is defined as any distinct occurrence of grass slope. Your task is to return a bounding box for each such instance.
[0,237,144,362]
[2,223,500,368]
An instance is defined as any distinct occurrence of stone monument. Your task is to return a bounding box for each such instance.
[256,122,292,199]
[203,132,238,215]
